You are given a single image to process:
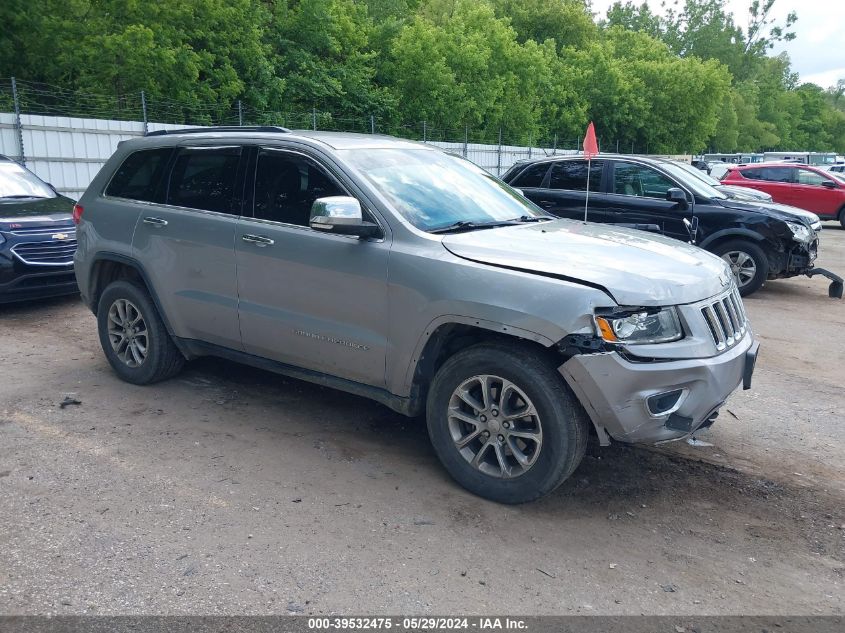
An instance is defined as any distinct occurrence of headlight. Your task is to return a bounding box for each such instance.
[594,307,683,344]
[786,221,812,242]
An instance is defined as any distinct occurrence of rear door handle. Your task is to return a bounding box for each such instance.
[242,234,274,247]
[143,217,168,227]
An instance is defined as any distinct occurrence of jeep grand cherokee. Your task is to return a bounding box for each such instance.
[73,127,759,503]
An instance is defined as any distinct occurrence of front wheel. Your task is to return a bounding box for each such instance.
[426,343,589,504]
[838,206,845,230]
[713,239,769,297]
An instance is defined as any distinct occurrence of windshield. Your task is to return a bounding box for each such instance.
[659,161,727,199]
[673,161,722,186]
[0,161,56,199]
[339,148,546,231]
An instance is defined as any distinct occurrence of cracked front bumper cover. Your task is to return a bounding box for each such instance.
[559,331,758,444]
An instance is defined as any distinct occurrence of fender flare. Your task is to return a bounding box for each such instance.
[88,252,180,342]
[401,314,555,393]
[698,228,765,250]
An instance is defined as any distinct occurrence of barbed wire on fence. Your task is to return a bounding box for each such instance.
[0,78,628,153]
[0,78,691,171]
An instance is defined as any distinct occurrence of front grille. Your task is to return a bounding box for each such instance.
[701,287,748,351]
[11,239,77,266]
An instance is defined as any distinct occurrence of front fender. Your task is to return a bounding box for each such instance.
[698,228,765,250]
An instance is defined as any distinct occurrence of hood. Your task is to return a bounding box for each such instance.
[0,194,75,225]
[441,220,731,306]
[715,197,820,226]
[715,184,772,202]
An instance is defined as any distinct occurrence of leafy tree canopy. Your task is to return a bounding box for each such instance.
[1,0,842,153]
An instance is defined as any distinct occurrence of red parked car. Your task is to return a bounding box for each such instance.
[722,163,845,227]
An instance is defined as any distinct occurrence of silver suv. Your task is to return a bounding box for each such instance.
[73,127,759,503]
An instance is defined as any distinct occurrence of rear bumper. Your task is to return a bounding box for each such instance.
[559,331,758,444]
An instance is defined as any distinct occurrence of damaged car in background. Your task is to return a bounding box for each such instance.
[504,155,842,298]
[74,128,759,503]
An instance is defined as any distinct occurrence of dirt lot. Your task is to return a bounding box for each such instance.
[1,227,844,616]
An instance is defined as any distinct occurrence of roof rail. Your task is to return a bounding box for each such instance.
[145,125,290,137]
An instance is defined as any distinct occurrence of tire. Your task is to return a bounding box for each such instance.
[97,280,184,384]
[712,239,769,297]
[838,207,845,230]
[426,342,589,504]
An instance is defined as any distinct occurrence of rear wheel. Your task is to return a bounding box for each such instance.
[713,239,769,297]
[97,280,184,384]
[426,343,589,504]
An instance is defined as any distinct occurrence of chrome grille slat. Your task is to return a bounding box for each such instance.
[11,239,77,266]
[702,306,726,348]
[723,296,741,333]
[9,226,75,236]
[714,301,734,340]
[700,285,748,351]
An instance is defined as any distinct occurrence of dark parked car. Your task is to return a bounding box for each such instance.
[671,161,775,203]
[0,155,78,303]
[503,154,842,297]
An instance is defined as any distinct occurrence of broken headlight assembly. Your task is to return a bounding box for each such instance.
[594,307,683,345]
[786,221,813,242]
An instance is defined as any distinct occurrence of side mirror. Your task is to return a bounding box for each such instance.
[309,196,380,239]
[666,187,689,209]
[821,180,837,189]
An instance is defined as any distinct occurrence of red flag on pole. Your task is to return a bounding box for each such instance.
[583,122,598,223]
[583,121,599,159]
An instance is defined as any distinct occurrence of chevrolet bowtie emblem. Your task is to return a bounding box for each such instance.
[52,232,69,240]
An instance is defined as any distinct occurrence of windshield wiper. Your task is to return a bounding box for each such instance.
[429,220,521,234]
[513,214,554,222]
[1,195,48,199]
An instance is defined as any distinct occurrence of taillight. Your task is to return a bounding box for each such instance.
[72,204,83,225]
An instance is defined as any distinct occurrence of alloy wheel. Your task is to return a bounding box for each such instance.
[722,250,757,288]
[107,299,149,368]
[447,374,543,479]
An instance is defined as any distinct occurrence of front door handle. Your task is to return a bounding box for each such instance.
[538,200,554,208]
[143,217,168,227]
[242,234,274,247]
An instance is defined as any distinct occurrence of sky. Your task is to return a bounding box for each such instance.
[589,0,845,89]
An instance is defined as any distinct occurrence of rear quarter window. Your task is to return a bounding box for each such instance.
[105,148,174,201]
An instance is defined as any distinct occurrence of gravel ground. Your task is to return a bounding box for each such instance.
[1,226,843,616]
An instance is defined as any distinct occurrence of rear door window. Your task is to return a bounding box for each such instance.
[548,160,603,191]
[105,148,174,202]
[166,147,242,214]
[761,167,795,183]
[511,163,551,188]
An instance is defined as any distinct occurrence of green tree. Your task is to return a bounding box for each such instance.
[491,0,597,50]
[384,0,559,140]
[268,0,393,122]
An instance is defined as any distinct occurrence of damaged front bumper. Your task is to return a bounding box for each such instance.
[559,330,759,444]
